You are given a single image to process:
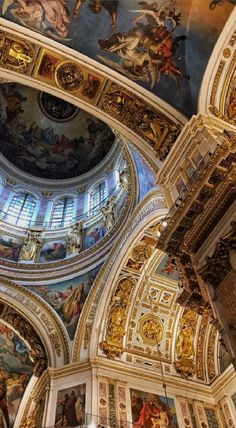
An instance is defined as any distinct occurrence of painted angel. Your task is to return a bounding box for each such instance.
[2,0,70,39]
[129,0,180,30]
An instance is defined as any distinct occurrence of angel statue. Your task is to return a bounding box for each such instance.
[20,228,43,262]
[67,221,83,255]
[101,196,116,230]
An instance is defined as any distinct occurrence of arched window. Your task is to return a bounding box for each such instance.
[5,193,36,227]
[50,197,74,228]
[89,182,105,215]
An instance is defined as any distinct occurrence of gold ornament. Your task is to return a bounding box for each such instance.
[56,61,84,91]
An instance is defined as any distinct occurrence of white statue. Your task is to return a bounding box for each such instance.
[101,196,116,230]
[20,229,43,262]
[67,221,83,255]
[119,168,129,192]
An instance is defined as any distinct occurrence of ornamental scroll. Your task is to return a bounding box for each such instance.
[174,309,197,377]
[100,275,136,359]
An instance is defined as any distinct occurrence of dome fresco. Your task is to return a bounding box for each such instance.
[0,0,234,117]
[0,83,115,179]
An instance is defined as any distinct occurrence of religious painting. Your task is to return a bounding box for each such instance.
[84,222,106,249]
[39,240,67,263]
[155,254,179,280]
[54,383,86,428]
[1,1,234,117]
[27,265,102,339]
[0,83,115,180]
[36,51,62,82]
[0,235,22,261]
[130,388,179,428]
[0,322,33,428]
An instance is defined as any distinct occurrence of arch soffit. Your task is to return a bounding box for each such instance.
[198,8,236,126]
[0,277,70,366]
[72,189,167,361]
[0,19,186,168]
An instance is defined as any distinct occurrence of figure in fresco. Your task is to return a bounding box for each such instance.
[131,389,177,428]
[101,196,116,230]
[0,84,115,180]
[40,241,67,262]
[130,1,180,29]
[67,221,83,255]
[89,0,119,32]
[57,283,85,325]
[161,255,177,275]
[209,0,235,9]
[55,384,86,427]
[20,229,43,262]
[0,237,21,261]
[65,391,79,426]
[73,0,119,32]
[2,0,70,38]
[0,323,33,428]
[98,20,188,89]
[0,371,9,428]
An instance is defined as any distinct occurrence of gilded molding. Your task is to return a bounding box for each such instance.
[0,26,183,163]
[207,326,217,381]
[72,189,166,360]
[100,82,181,161]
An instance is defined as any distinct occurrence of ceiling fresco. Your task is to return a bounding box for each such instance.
[0,1,234,117]
[0,83,115,179]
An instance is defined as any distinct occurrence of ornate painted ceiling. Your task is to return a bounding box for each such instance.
[0,82,115,179]
[0,0,234,117]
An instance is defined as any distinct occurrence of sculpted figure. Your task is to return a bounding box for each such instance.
[67,221,83,255]
[20,229,43,262]
[143,319,162,342]
[176,320,194,360]
[101,196,116,230]
[108,304,126,343]
[119,168,129,192]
